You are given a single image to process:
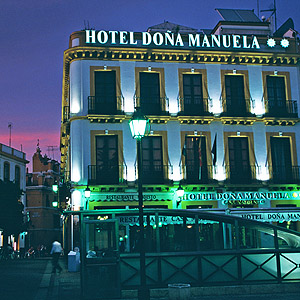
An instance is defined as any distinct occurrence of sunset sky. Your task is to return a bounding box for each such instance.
[1,0,300,170]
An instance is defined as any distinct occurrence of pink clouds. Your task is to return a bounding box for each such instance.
[0,131,61,171]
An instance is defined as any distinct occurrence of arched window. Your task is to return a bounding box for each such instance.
[15,166,20,188]
[4,162,10,181]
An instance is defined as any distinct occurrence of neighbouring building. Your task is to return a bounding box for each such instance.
[26,146,61,250]
[0,143,28,249]
[60,8,300,236]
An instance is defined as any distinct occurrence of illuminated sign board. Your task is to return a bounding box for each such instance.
[85,30,290,50]
[91,191,297,203]
[235,212,300,222]
[183,191,293,201]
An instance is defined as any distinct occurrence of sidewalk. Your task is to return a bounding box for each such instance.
[35,259,300,300]
[34,259,81,300]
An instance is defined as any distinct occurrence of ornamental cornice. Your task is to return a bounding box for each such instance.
[64,46,300,66]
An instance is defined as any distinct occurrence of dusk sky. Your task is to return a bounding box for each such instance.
[1,0,300,170]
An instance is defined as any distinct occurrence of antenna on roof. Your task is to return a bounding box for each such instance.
[261,0,277,30]
[8,122,12,147]
[47,145,59,160]
[84,20,94,30]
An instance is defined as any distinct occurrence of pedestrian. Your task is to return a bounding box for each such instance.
[50,241,63,273]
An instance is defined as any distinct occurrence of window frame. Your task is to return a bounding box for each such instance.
[89,66,122,111]
[178,68,208,113]
[220,70,251,114]
[4,162,10,182]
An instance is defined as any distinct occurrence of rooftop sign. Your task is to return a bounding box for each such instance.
[85,30,290,50]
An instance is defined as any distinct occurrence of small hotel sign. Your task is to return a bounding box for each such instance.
[85,30,261,49]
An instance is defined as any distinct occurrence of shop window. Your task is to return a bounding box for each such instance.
[15,166,20,188]
[239,224,275,249]
[224,75,247,116]
[139,72,161,115]
[228,137,252,183]
[4,162,10,182]
[184,136,209,183]
[182,74,206,114]
[89,70,117,114]
[270,137,295,183]
[141,136,164,184]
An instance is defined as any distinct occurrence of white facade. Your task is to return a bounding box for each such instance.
[0,143,28,205]
[61,16,300,228]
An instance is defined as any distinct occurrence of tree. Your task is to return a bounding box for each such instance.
[0,180,24,247]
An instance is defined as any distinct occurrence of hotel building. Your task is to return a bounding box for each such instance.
[60,9,300,232]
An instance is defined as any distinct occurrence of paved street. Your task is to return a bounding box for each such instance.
[0,257,299,300]
[0,258,48,300]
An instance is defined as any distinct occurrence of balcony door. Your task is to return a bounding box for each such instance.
[141,136,163,183]
[183,74,204,115]
[93,71,117,114]
[140,72,161,115]
[228,137,251,183]
[185,136,208,183]
[270,137,293,183]
[95,136,119,184]
[225,75,247,116]
[266,76,287,115]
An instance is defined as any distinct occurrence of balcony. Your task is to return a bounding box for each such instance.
[135,164,173,184]
[221,98,253,117]
[269,165,300,184]
[134,96,169,116]
[177,97,212,116]
[264,100,298,118]
[181,164,214,184]
[88,164,127,185]
[88,96,124,115]
[63,106,70,122]
[225,164,257,184]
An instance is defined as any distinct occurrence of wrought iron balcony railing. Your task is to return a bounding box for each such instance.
[225,164,258,184]
[268,165,300,184]
[88,96,124,115]
[88,164,127,185]
[264,99,298,118]
[177,97,211,116]
[221,98,253,117]
[134,164,173,184]
[63,106,70,122]
[181,164,214,184]
[134,96,169,115]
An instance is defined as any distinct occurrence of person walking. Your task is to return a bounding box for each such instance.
[50,241,63,273]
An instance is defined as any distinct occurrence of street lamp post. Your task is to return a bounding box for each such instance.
[129,108,150,300]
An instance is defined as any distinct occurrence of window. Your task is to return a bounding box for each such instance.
[224,75,247,116]
[185,136,209,183]
[4,162,10,181]
[270,137,293,183]
[139,72,161,115]
[228,137,252,183]
[89,71,117,114]
[141,136,163,184]
[266,76,286,112]
[15,166,20,188]
[263,72,296,117]
[91,135,119,184]
[182,74,205,114]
